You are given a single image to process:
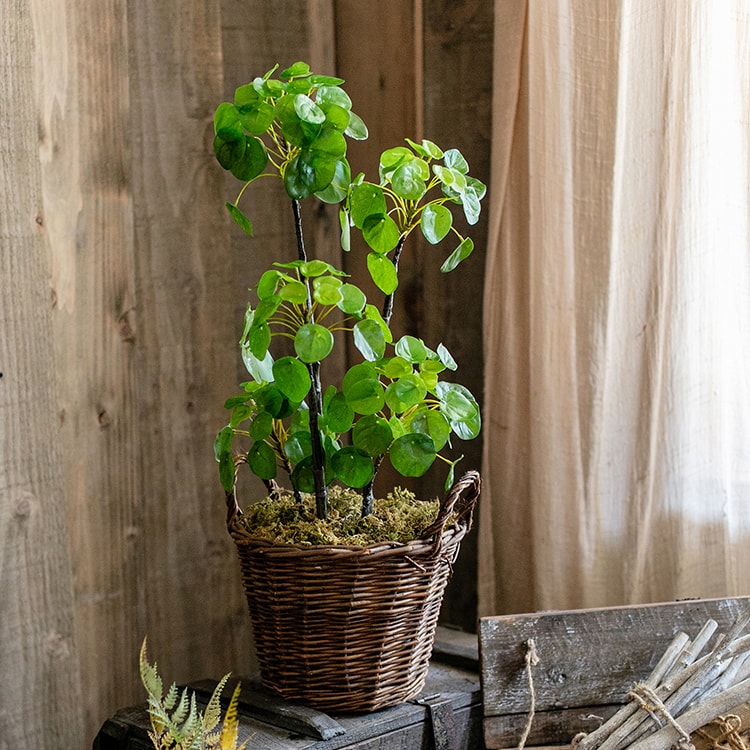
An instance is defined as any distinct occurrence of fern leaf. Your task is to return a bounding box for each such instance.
[163,682,180,712]
[219,683,242,750]
[203,672,231,738]
[140,638,164,701]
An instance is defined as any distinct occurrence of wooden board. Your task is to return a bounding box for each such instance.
[93,654,484,750]
[479,596,750,750]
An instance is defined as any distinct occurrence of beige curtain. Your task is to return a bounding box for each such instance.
[479,0,750,616]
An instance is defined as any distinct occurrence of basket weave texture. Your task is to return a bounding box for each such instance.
[225,470,480,713]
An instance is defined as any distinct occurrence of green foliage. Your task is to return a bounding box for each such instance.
[140,638,249,750]
[212,61,485,518]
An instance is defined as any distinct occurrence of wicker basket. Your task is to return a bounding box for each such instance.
[225,470,480,713]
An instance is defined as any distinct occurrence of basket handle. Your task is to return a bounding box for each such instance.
[421,469,481,542]
[225,454,280,531]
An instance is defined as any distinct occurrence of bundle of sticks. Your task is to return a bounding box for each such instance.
[571,608,750,750]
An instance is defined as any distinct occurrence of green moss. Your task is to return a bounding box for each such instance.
[240,485,440,546]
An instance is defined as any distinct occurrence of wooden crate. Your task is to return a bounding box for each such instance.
[479,596,750,750]
[93,629,484,750]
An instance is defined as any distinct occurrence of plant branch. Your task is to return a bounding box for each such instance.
[381,235,407,327]
[291,198,328,519]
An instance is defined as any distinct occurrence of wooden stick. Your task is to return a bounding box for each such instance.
[627,676,750,750]
[574,632,691,750]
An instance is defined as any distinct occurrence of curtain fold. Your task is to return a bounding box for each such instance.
[480,0,750,616]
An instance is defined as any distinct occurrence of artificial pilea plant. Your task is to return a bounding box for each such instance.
[213,61,484,520]
[140,639,249,750]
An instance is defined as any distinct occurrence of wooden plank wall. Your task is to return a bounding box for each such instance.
[0,1,492,747]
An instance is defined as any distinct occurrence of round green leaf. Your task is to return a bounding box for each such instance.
[342,361,378,391]
[241,345,274,383]
[278,279,308,304]
[300,259,335,277]
[315,158,351,204]
[421,204,453,245]
[338,283,366,315]
[225,203,253,235]
[214,425,234,462]
[272,357,311,402]
[294,93,326,124]
[366,251,398,294]
[320,103,350,131]
[331,447,373,488]
[461,186,481,225]
[349,182,386,228]
[233,82,260,106]
[249,411,274,440]
[433,164,467,193]
[441,237,474,273]
[435,382,481,440]
[247,441,277,481]
[389,433,436,477]
[218,452,235,493]
[316,85,352,111]
[284,431,312,465]
[391,160,428,201]
[383,356,413,380]
[230,136,268,181]
[256,270,282,299]
[237,101,275,135]
[253,295,281,325]
[443,148,469,173]
[290,457,316,493]
[344,110,368,140]
[281,61,311,79]
[343,378,385,416]
[312,275,343,306]
[352,415,393,456]
[213,102,243,142]
[294,323,334,363]
[384,374,427,413]
[410,410,451,451]
[364,304,393,342]
[248,321,271,359]
[353,319,386,362]
[437,343,458,371]
[229,404,253,428]
[394,335,427,363]
[324,390,354,433]
[379,146,412,177]
[363,214,400,254]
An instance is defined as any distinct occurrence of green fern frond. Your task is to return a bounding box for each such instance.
[139,637,251,750]
[202,673,231,739]
[140,638,164,701]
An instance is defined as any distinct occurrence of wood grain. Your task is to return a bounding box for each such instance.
[0,1,84,746]
[480,597,750,749]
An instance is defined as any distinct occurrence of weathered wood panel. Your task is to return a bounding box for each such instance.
[420,0,494,631]
[0,2,84,747]
[38,0,145,739]
[480,597,750,749]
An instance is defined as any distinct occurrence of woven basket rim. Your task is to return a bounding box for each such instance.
[225,470,481,561]
[227,517,469,558]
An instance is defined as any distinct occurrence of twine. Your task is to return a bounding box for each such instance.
[627,683,694,750]
[696,716,749,750]
[518,638,540,750]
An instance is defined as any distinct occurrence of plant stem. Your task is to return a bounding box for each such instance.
[381,235,406,326]
[361,235,408,515]
[291,199,328,520]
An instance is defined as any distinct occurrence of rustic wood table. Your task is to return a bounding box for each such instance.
[93,629,484,750]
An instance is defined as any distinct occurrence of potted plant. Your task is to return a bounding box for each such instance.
[212,61,484,712]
